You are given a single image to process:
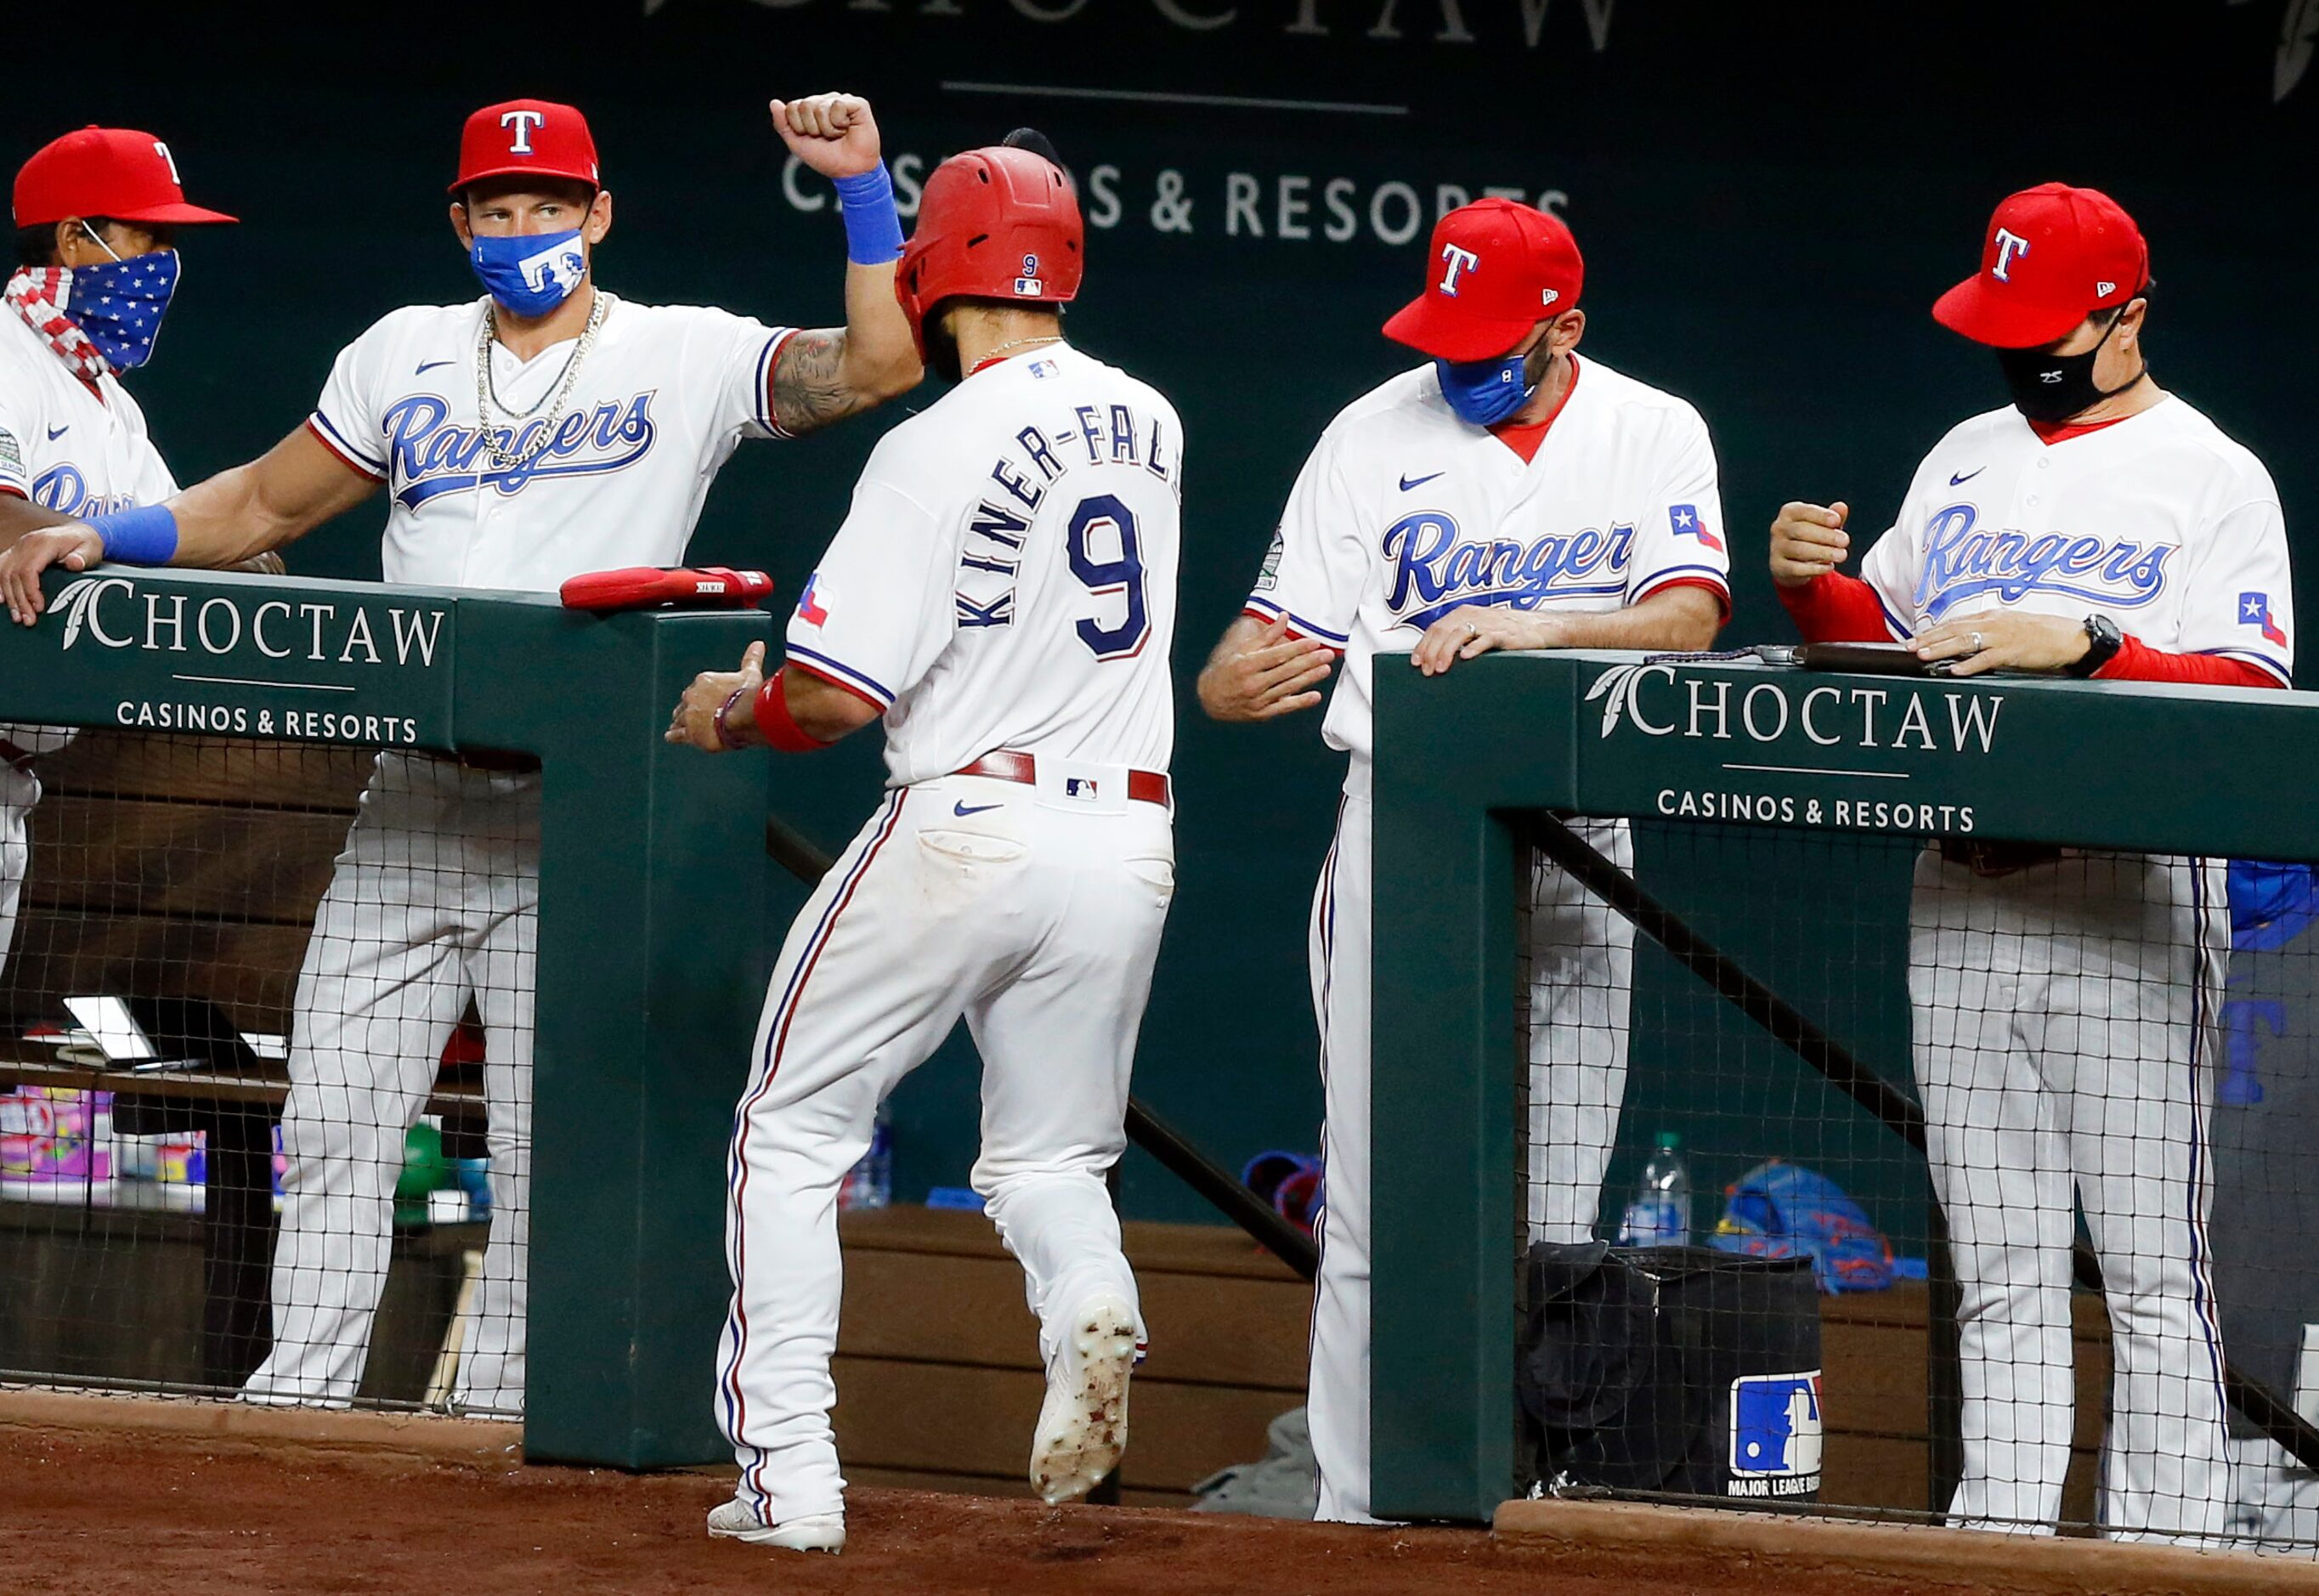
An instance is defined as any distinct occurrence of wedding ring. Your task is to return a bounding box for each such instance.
[1970,631,1985,651]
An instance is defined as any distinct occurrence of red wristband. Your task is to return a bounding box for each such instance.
[755,668,834,754]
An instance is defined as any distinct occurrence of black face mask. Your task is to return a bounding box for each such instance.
[1994,308,2145,424]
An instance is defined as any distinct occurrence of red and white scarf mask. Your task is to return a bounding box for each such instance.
[4,268,109,387]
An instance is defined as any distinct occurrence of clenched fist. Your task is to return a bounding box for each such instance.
[773,93,882,181]
[1769,500,1852,588]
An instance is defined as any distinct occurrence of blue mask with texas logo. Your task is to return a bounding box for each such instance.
[468,228,586,318]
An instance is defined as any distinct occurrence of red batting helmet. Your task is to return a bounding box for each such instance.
[895,146,1083,357]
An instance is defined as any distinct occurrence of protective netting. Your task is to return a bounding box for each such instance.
[0,728,531,1415]
[1512,813,2319,1552]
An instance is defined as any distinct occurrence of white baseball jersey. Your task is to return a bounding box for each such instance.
[1245,354,1730,780]
[1858,394,2292,682]
[785,343,1182,786]
[0,304,166,937]
[1253,352,1724,1524]
[251,287,798,1418]
[0,306,177,515]
[306,291,795,591]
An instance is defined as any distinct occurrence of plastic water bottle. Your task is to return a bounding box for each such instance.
[1618,1130,1691,1247]
[839,1104,893,1212]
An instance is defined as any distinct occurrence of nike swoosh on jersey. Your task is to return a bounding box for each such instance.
[45,425,68,440]
[1949,467,1985,485]
[1399,471,1445,491]
[953,801,1003,817]
[415,359,457,375]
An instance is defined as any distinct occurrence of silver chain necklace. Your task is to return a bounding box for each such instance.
[476,289,607,473]
[976,334,1064,365]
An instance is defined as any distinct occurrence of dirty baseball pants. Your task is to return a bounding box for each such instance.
[243,754,537,1414]
[1306,793,1633,1524]
[717,773,1175,1524]
[1912,848,2231,1542]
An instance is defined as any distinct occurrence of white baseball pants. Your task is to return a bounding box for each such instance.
[1306,795,1632,1524]
[1912,848,2231,1542]
[716,773,1174,1524]
[0,767,31,987]
[244,753,537,1414]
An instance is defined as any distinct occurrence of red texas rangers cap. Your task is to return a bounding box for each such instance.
[1932,183,2148,349]
[14,127,237,228]
[1383,199,1583,363]
[451,99,602,195]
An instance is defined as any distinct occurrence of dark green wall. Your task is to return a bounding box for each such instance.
[18,0,2316,1225]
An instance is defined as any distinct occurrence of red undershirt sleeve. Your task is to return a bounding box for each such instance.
[2093,635,2284,689]
[1774,573,1890,644]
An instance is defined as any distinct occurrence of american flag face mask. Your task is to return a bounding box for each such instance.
[59,242,180,371]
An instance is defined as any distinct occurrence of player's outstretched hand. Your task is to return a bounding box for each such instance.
[773,93,882,180]
[667,639,768,752]
[1911,611,2092,677]
[1409,604,1567,676]
[1769,500,1850,588]
[0,525,105,626]
[1197,615,1335,722]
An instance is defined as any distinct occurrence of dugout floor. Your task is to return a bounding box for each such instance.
[1,1393,2305,1596]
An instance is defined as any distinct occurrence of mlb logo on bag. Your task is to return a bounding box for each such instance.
[1728,1371,1823,1497]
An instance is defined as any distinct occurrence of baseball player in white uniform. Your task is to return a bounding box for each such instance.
[666,136,1180,1554]
[1770,183,2291,1541]
[0,93,920,1414]
[1199,199,1728,1524]
[0,127,235,983]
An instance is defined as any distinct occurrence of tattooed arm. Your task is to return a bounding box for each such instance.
[767,92,924,437]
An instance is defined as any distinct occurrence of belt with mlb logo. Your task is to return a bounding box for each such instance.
[953,749,1172,808]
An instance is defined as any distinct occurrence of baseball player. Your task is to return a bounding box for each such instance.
[665,135,1180,1554]
[1198,198,1728,1523]
[1768,182,2291,1541]
[0,93,919,1415]
[0,127,235,986]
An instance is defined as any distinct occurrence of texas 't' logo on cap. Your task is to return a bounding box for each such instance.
[1933,183,2147,349]
[1384,198,1584,363]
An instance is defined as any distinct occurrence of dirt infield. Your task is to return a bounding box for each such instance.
[0,1402,2303,1595]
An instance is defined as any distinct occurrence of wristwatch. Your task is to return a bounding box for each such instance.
[2067,614,2124,678]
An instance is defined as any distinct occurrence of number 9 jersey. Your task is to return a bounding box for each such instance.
[784,344,1182,785]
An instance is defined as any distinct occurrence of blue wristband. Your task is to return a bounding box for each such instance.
[87,503,179,565]
[834,163,904,266]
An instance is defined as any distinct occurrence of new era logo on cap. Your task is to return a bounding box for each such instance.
[1384,197,1584,362]
[1934,182,2147,349]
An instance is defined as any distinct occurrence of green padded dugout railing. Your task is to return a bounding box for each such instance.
[0,565,770,1467]
[1368,649,2319,1523]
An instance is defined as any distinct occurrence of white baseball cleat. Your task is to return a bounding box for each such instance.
[704,1499,846,1553]
[1029,1290,1140,1505]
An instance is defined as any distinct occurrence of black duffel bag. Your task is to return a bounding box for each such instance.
[1516,1242,1823,1503]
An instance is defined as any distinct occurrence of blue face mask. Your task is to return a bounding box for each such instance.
[67,246,180,371]
[1434,349,1535,428]
[468,228,587,318]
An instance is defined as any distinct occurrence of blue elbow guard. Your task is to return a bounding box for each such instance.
[87,503,180,565]
[834,163,904,266]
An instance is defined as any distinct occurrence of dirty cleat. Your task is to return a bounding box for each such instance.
[1030,1290,1140,1504]
[705,1498,846,1553]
